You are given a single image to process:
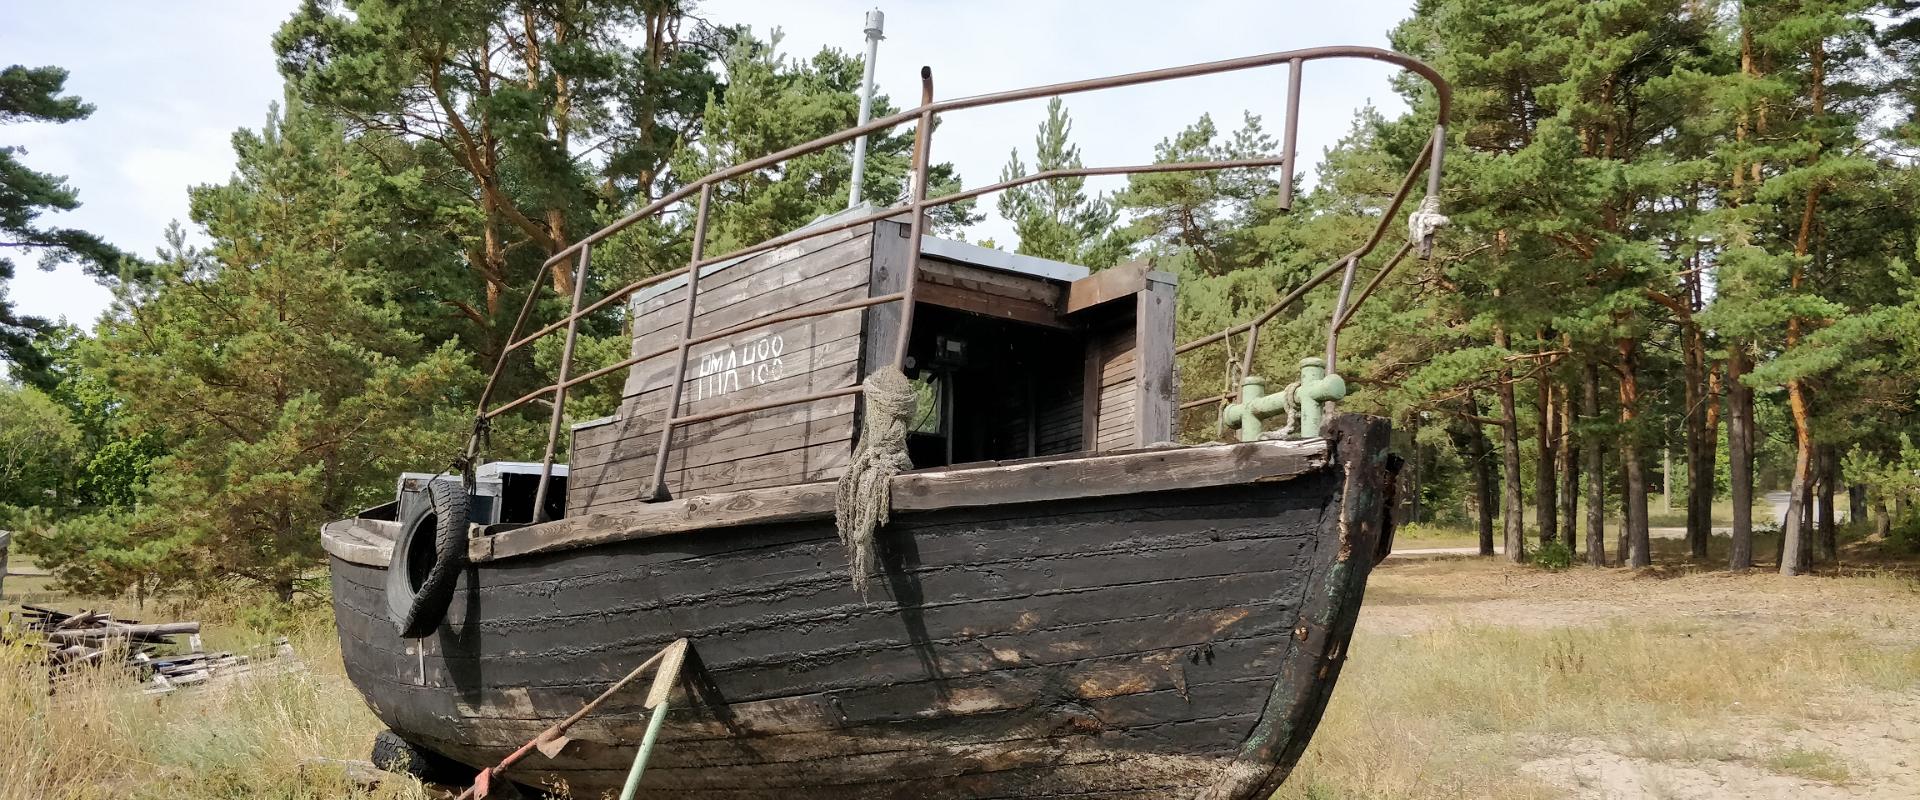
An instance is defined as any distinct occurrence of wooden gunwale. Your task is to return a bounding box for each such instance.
[321,438,1329,569]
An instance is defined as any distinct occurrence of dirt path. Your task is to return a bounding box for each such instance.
[1350,557,1920,799]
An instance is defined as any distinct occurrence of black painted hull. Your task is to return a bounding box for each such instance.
[327,420,1393,799]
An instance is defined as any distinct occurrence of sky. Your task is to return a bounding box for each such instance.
[2,0,1417,329]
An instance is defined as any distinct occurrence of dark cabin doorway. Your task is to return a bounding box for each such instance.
[901,305,1085,468]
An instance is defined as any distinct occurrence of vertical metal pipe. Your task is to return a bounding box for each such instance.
[890,67,936,368]
[532,243,594,523]
[647,184,714,502]
[617,696,672,800]
[1324,256,1360,372]
[1278,57,1303,212]
[1218,330,1236,435]
[1427,124,1446,201]
[1239,322,1260,384]
[848,9,886,209]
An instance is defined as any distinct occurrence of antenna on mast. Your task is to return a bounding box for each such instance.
[847,8,885,209]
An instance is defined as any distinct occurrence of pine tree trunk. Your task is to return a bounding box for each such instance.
[1619,338,1651,568]
[1498,384,1527,563]
[1662,445,1673,514]
[1682,321,1712,560]
[1559,380,1579,553]
[273,577,296,605]
[1584,363,1607,566]
[1781,425,1814,574]
[1876,499,1892,538]
[1495,326,1526,563]
[1817,447,1838,560]
[1699,354,1722,561]
[1728,345,1755,569]
[1849,484,1868,528]
[1780,36,1827,578]
[1470,417,1498,557]
[1537,372,1558,548]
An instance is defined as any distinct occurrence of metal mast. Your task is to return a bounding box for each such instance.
[847,8,886,208]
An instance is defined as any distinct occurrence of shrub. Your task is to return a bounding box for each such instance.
[1533,540,1574,570]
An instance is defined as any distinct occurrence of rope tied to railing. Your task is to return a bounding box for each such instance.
[1408,194,1449,257]
[835,368,916,595]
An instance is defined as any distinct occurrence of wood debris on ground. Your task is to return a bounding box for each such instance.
[2,603,304,693]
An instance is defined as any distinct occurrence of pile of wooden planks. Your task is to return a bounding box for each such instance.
[4,603,300,693]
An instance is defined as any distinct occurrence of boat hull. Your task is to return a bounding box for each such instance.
[326,416,1395,799]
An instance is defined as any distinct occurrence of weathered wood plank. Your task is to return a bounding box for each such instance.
[1135,272,1178,447]
[483,439,1327,561]
[1065,259,1149,314]
[633,230,871,331]
[320,519,397,567]
[860,220,910,385]
[914,280,1070,330]
[625,264,872,396]
[918,257,1063,307]
[578,441,852,511]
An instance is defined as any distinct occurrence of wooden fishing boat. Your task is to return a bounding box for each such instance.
[322,45,1451,799]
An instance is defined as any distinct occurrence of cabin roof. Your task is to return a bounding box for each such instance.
[628,204,1089,308]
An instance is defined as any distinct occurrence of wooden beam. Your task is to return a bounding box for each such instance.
[1064,259,1149,314]
[913,280,1072,329]
[862,219,911,380]
[1134,271,1178,446]
[464,438,1329,562]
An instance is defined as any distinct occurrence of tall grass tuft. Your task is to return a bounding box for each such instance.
[0,602,425,800]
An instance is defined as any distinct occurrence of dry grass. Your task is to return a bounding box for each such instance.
[1276,557,1920,799]
[0,599,430,800]
[1392,522,1484,550]
[1759,748,1853,784]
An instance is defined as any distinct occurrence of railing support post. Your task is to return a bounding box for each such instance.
[648,184,715,502]
[532,243,594,524]
[1278,57,1303,212]
[890,67,937,369]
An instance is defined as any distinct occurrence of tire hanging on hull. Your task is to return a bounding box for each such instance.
[386,479,468,638]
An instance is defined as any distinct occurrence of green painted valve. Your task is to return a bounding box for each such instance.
[1292,357,1346,439]
[1222,357,1347,441]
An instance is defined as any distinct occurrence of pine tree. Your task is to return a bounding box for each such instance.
[66,101,475,601]
[1117,112,1279,275]
[998,97,1131,268]
[0,65,135,375]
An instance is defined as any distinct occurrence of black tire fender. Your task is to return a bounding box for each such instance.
[386,479,469,638]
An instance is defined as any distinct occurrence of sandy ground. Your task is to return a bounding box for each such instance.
[1356,553,1920,799]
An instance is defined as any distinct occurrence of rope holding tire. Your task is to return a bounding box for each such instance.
[386,479,470,638]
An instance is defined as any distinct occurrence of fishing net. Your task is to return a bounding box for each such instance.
[835,367,916,594]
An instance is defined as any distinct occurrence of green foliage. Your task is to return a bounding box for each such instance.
[670,30,978,251]
[0,382,80,510]
[998,98,1131,268]
[1533,539,1574,570]
[32,101,476,601]
[1117,112,1280,275]
[0,64,136,376]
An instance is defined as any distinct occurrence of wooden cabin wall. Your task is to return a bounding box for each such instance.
[1082,271,1177,451]
[1088,322,1139,451]
[567,225,874,514]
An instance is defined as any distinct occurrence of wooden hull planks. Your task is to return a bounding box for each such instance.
[325,415,1396,799]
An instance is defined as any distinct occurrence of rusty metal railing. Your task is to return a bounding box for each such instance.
[464,46,1452,517]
